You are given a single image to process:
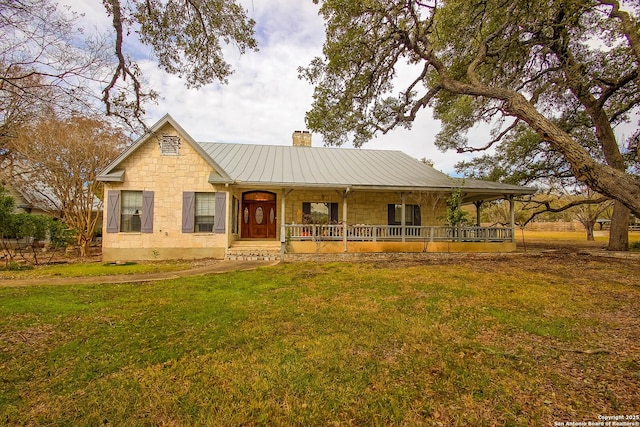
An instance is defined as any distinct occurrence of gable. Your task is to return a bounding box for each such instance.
[98,114,230,183]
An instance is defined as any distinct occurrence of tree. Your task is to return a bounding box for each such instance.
[7,115,128,256]
[302,0,640,250]
[444,188,470,227]
[1,0,113,133]
[1,0,257,129]
[521,189,614,240]
[455,120,629,249]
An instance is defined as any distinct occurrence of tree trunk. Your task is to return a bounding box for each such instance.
[438,79,640,218]
[608,201,629,251]
[79,236,91,258]
[584,221,595,241]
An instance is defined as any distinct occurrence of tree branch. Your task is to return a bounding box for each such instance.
[522,196,612,226]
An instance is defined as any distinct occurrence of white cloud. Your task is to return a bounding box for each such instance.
[64,0,467,174]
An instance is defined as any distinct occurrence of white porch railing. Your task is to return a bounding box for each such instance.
[284,224,514,242]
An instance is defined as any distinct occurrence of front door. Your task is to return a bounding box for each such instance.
[241,192,277,239]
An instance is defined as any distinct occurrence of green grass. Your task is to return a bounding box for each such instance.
[0,258,639,426]
[0,259,194,280]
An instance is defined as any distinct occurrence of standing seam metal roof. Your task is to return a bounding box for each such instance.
[198,142,487,190]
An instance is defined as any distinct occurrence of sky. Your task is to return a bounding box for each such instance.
[65,0,474,175]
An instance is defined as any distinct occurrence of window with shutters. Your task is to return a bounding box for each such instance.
[195,192,215,232]
[121,191,143,232]
[106,190,153,233]
[183,191,225,234]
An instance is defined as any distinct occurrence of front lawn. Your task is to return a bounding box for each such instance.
[0,255,638,426]
[0,259,196,280]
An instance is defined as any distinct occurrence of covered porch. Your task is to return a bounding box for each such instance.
[282,224,516,255]
[274,186,522,255]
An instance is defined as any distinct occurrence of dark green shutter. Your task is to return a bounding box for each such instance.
[330,203,339,223]
[413,205,421,226]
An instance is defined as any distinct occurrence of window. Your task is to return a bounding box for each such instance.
[121,191,143,232]
[195,193,215,232]
[106,190,154,234]
[302,202,339,224]
[160,135,180,155]
[182,192,226,233]
[388,204,421,226]
[232,196,239,234]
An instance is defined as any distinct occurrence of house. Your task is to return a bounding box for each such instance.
[97,115,535,261]
[0,179,58,216]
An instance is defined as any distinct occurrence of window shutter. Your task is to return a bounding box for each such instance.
[106,190,120,233]
[214,192,226,233]
[141,191,154,233]
[413,205,421,226]
[387,204,395,225]
[182,192,195,233]
[302,202,311,223]
[330,203,339,223]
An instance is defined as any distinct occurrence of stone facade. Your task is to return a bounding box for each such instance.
[102,123,227,261]
[280,189,446,230]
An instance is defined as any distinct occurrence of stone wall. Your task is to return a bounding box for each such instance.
[281,189,447,228]
[102,122,227,261]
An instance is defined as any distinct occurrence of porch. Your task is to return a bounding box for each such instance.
[282,224,516,254]
[284,224,514,242]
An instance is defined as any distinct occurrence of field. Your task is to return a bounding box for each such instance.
[0,232,639,426]
[1,259,639,424]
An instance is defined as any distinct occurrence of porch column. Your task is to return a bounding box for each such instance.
[401,193,406,242]
[474,200,483,227]
[343,188,350,253]
[280,189,290,259]
[509,195,515,242]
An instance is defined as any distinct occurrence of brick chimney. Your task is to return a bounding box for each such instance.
[292,130,312,147]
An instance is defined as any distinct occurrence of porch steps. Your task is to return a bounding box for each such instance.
[226,241,282,261]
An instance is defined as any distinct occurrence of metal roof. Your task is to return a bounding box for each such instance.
[98,114,536,200]
[199,142,453,187]
[198,142,535,198]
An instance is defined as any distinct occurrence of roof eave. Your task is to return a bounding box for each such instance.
[97,170,125,182]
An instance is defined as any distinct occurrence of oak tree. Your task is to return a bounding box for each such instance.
[302,0,640,249]
[1,0,257,130]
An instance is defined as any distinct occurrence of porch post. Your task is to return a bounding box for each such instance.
[343,188,349,253]
[280,189,288,259]
[509,195,515,242]
[474,200,483,227]
[401,192,406,242]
